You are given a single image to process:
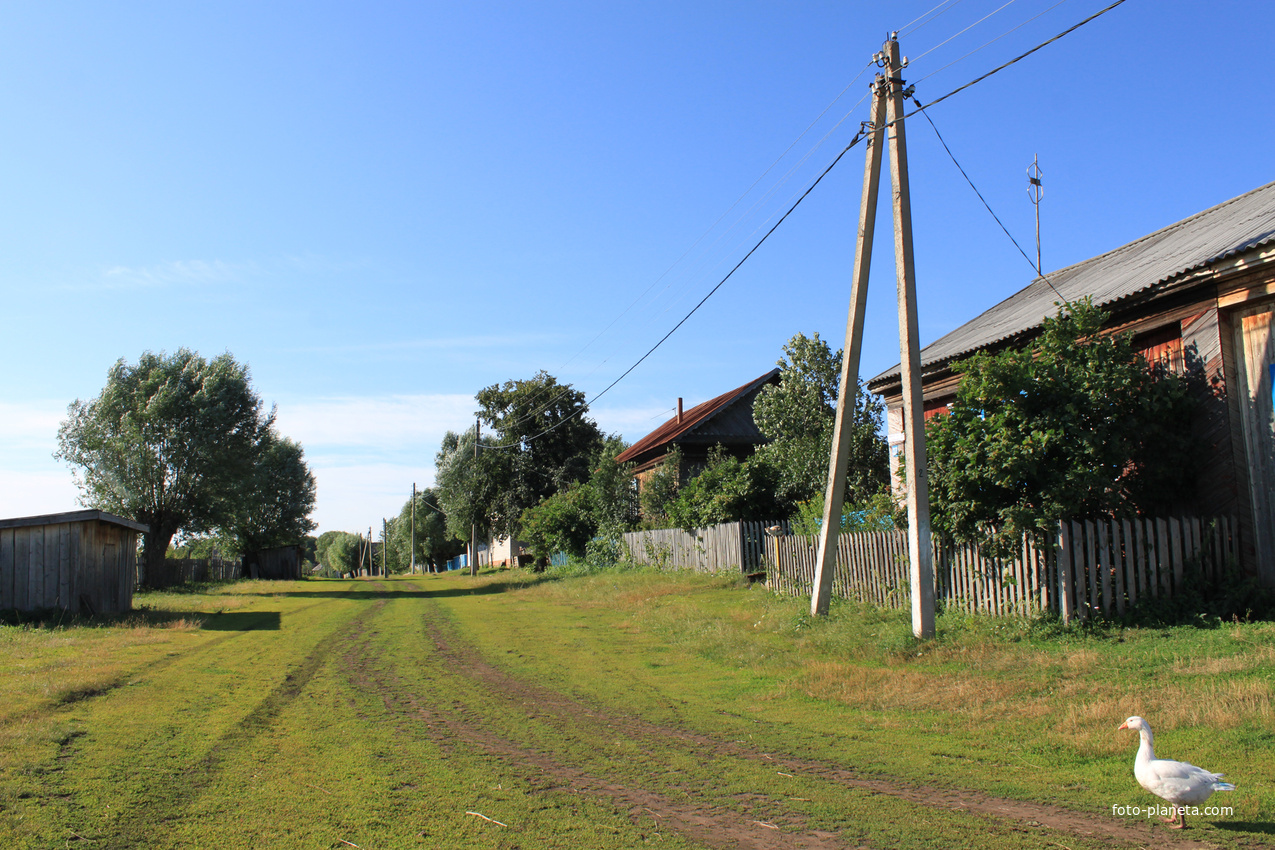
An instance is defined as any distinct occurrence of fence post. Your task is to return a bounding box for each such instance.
[1058,523,1074,624]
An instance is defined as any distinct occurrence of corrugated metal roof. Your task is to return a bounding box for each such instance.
[869,180,1275,389]
[616,368,781,466]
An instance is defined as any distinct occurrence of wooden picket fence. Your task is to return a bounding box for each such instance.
[621,520,786,575]
[768,515,1240,621]
[144,557,241,589]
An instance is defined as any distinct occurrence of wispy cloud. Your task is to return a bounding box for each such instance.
[51,259,259,292]
[0,400,67,463]
[99,259,255,289]
[277,333,566,356]
[0,401,81,517]
[273,394,475,450]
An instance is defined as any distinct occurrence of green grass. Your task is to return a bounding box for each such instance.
[1,569,1271,848]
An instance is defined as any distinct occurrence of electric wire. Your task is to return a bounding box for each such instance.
[912,0,1071,85]
[898,0,1127,120]
[908,0,1022,66]
[483,63,877,440]
[553,62,875,373]
[899,0,967,38]
[645,83,875,326]
[469,0,1129,452]
[482,126,873,450]
[911,94,1067,301]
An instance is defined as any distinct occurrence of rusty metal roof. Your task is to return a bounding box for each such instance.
[869,180,1275,390]
[616,368,781,467]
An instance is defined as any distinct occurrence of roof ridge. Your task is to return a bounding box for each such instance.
[1040,179,1275,284]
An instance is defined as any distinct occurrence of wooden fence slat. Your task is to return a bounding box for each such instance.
[1097,519,1112,616]
[1058,523,1074,624]
[1170,519,1184,595]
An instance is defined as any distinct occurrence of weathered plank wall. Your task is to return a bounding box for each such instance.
[622,520,786,574]
[767,516,1239,621]
[0,517,140,615]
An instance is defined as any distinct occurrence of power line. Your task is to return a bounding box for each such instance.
[912,0,1072,86]
[491,127,874,450]
[474,1,1129,452]
[911,94,1067,301]
[909,0,1023,66]
[900,0,1128,119]
[899,0,968,38]
[484,64,878,440]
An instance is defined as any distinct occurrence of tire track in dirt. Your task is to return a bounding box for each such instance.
[95,599,385,849]
[407,606,1219,850]
[339,609,857,850]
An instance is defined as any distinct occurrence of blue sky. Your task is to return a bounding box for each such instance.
[3,0,1272,536]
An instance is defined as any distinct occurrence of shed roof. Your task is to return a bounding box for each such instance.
[869,180,1275,390]
[616,368,781,466]
[0,509,150,534]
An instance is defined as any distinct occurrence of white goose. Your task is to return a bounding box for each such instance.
[1119,715,1235,829]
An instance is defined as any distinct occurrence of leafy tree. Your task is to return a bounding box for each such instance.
[324,532,364,575]
[586,435,638,531]
[751,332,888,507]
[639,445,683,525]
[665,446,787,531]
[384,488,463,572]
[474,371,603,537]
[433,427,506,545]
[518,436,635,569]
[926,299,1199,556]
[519,485,596,566]
[221,432,317,554]
[315,530,346,569]
[56,350,272,583]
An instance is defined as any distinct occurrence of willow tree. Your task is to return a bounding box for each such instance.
[56,349,314,582]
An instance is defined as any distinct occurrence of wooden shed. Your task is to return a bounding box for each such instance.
[243,545,303,580]
[0,510,148,615]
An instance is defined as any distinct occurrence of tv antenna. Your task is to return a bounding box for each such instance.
[1028,155,1044,277]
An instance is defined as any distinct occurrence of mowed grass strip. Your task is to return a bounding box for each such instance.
[429,567,1275,847]
[3,569,1272,848]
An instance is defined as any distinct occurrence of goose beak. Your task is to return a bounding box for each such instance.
[1118,720,1129,730]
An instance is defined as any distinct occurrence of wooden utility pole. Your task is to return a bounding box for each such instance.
[382,518,388,577]
[883,36,936,638]
[812,72,887,617]
[469,419,479,577]
[410,482,417,574]
[810,35,935,638]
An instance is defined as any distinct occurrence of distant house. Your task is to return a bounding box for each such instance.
[479,536,528,568]
[617,368,782,494]
[0,510,148,615]
[868,180,1275,581]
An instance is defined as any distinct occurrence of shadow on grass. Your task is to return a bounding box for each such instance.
[0,607,281,631]
[264,576,559,601]
[200,611,281,631]
[1212,821,1275,836]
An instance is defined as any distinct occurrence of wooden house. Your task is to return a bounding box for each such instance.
[868,180,1275,581]
[617,368,781,494]
[0,510,148,615]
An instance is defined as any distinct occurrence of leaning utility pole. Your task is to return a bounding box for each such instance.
[811,34,935,639]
